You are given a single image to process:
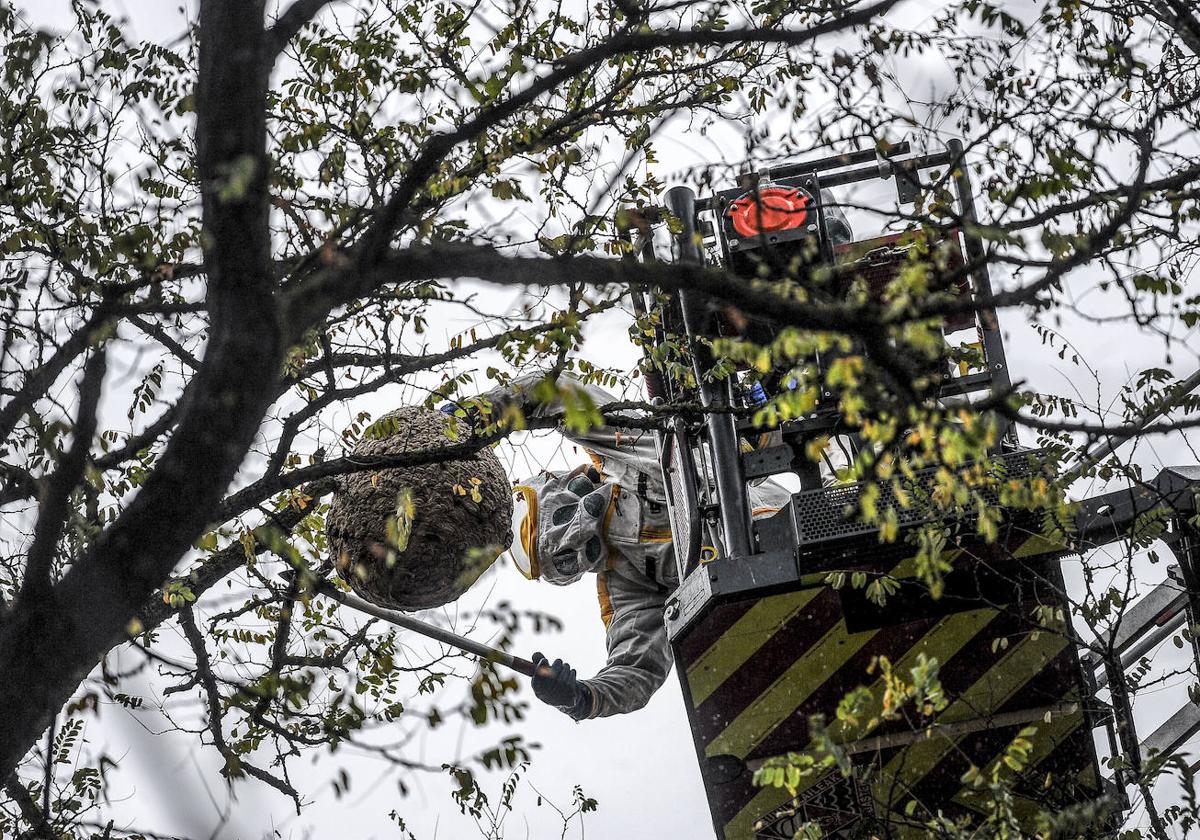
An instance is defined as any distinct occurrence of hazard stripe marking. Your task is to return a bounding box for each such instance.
[722,607,999,838]
[675,532,1098,838]
[881,627,1069,798]
[749,615,939,759]
[676,598,758,664]
[686,587,824,707]
[692,590,846,743]
[699,615,942,823]
[951,698,1085,817]
[807,600,1034,753]
[897,643,1086,817]
[723,606,999,761]
[691,553,968,750]
[705,617,871,760]
[725,640,1081,839]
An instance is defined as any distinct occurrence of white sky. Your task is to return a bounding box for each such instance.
[8,1,1200,838]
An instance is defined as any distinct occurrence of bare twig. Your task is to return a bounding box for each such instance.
[177,607,303,810]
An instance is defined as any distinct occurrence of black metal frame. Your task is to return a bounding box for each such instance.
[622,141,1023,575]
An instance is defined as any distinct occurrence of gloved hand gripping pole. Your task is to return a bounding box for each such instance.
[316,580,553,679]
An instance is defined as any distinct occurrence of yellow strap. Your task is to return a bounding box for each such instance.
[596,573,615,630]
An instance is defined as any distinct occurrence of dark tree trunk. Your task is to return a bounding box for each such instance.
[0,0,283,781]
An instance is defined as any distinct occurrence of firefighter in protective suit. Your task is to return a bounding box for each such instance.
[486,374,790,720]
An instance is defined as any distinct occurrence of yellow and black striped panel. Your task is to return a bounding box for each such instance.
[674,530,1104,839]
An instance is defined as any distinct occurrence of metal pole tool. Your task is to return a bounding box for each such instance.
[316,580,552,678]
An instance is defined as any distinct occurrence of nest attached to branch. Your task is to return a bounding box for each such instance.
[326,407,512,611]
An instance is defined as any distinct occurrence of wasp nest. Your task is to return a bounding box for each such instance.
[326,407,512,611]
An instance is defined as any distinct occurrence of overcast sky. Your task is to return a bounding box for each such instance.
[8,1,1200,838]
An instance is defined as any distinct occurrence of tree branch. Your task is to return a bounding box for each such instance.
[0,463,44,507]
[177,607,302,809]
[0,0,285,782]
[265,316,577,478]
[265,0,337,58]
[216,404,660,520]
[284,0,902,323]
[4,775,56,840]
[19,348,107,603]
[135,476,337,640]
[92,405,180,472]
[129,316,200,371]
[0,308,108,445]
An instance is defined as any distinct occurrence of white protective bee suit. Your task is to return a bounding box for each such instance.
[479,373,790,719]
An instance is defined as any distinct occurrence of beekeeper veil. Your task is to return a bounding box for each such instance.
[507,466,616,586]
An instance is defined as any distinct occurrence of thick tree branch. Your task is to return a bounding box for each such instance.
[135,477,338,638]
[0,309,108,445]
[3,775,56,840]
[1145,0,1200,57]
[93,405,180,472]
[287,242,862,336]
[265,316,577,478]
[217,405,659,520]
[0,463,43,507]
[0,0,283,782]
[307,208,1179,337]
[286,0,902,319]
[266,0,336,58]
[19,348,107,602]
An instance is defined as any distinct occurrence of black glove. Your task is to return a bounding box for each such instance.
[436,400,484,432]
[531,653,593,720]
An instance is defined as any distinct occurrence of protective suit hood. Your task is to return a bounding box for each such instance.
[507,468,616,585]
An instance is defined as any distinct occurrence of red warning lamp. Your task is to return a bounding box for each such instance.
[727,186,811,238]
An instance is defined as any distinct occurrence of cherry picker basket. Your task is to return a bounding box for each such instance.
[618,142,1200,839]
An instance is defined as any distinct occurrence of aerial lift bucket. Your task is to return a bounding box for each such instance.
[619,142,1200,838]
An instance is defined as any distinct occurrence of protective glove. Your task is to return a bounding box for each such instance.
[531,652,593,721]
[436,400,481,427]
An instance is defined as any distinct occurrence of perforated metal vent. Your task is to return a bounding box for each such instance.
[790,448,1049,547]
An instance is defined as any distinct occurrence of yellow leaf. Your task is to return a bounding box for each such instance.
[391,488,416,553]
[240,529,256,563]
[195,532,218,552]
